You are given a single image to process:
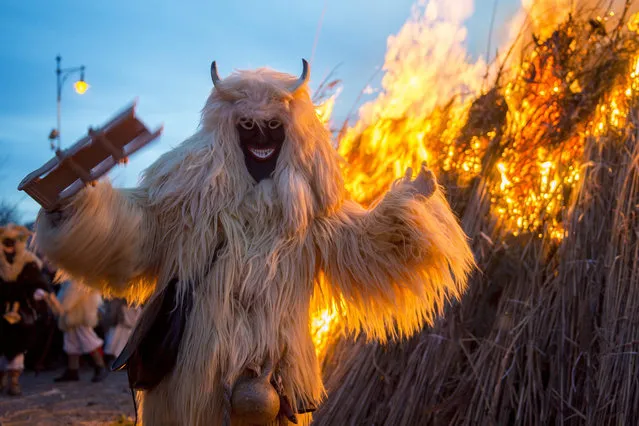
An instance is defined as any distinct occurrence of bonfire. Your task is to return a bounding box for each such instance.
[308,0,639,424]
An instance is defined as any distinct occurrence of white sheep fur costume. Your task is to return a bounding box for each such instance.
[35,63,475,425]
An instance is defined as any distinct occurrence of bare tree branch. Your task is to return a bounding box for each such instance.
[0,155,22,226]
[0,200,20,226]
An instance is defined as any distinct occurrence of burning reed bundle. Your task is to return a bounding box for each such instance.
[312,1,639,425]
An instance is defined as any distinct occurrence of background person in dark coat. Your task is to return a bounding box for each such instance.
[0,224,51,396]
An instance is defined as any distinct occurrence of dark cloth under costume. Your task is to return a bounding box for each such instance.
[25,262,63,371]
[0,262,51,362]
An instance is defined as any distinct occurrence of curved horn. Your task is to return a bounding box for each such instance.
[210,61,222,87]
[211,61,234,99]
[288,59,310,93]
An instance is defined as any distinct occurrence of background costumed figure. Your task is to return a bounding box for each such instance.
[51,279,107,383]
[35,60,475,425]
[0,224,51,396]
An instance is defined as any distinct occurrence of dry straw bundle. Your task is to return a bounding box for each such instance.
[314,2,639,425]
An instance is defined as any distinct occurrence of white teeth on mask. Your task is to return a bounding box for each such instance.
[248,147,275,159]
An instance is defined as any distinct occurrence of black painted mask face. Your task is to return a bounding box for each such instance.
[236,117,286,182]
[2,238,16,264]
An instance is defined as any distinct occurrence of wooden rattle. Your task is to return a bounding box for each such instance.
[18,101,162,211]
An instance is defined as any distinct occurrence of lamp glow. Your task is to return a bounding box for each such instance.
[74,80,89,95]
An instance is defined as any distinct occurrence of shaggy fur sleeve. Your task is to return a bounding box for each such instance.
[35,181,157,303]
[313,184,475,342]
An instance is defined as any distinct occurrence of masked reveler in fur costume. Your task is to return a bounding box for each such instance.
[52,279,108,383]
[35,60,475,425]
[0,224,51,396]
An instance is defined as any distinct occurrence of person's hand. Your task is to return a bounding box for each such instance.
[44,207,68,227]
[33,288,48,301]
[403,162,437,199]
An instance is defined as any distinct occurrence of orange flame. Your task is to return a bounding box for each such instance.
[310,0,639,356]
[315,90,340,126]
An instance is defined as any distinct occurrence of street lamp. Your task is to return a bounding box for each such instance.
[49,55,89,152]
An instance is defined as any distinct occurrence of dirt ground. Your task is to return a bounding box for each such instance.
[0,367,135,426]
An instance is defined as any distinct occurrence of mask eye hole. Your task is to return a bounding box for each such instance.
[238,118,255,130]
[267,119,282,130]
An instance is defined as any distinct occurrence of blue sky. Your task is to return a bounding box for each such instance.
[0,0,519,222]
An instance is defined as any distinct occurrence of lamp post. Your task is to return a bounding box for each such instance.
[49,55,89,152]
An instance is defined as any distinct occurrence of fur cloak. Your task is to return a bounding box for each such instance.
[36,65,475,425]
[55,280,103,331]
